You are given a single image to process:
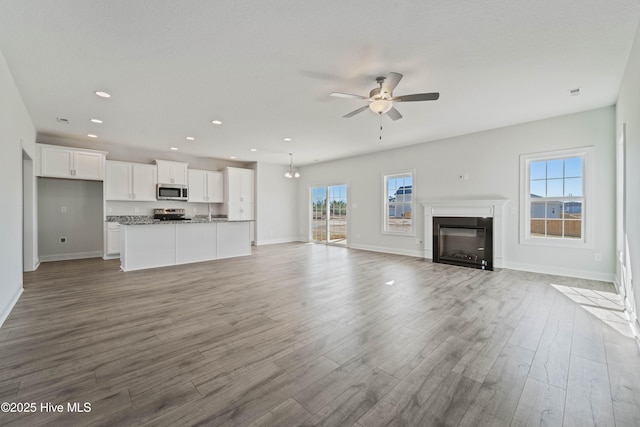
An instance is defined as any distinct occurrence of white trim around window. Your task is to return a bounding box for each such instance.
[519,146,593,249]
[382,169,415,236]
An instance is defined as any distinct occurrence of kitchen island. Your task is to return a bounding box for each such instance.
[118,219,251,271]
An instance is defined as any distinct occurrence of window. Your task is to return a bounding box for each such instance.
[520,147,592,247]
[383,171,414,235]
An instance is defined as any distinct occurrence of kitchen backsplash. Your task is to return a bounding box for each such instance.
[106,200,225,216]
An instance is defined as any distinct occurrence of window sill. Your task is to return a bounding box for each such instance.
[519,236,593,249]
[382,230,416,237]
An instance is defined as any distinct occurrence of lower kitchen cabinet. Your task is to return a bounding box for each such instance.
[105,222,121,258]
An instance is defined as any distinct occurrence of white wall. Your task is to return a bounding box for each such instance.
[0,50,36,326]
[616,22,640,329]
[297,106,616,281]
[255,162,298,245]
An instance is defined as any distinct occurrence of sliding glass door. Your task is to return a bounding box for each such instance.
[311,184,347,246]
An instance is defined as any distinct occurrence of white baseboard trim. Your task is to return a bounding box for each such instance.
[503,261,615,283]
[0,285,23,328]
[349,243,423,258]
[40,251,104,263]
[255,237,298,246]
[614,273,640,347]
[102,253,120,260]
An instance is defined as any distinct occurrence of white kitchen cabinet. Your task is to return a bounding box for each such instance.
[188,169,223,203]
[38,144,106,180]
[105,222,120,257]
[156,160,188,185]
[106,161,157,201]
[119,221,250,271]
[224,167,254,220]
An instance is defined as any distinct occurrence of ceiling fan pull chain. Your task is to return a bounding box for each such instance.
[379,114,383,141]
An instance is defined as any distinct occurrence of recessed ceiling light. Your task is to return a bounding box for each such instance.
[186,136,195,141]
[170,147,178,151]
[95,91,111,98]
[211,120,222,125]
[230,156,236,159]
[250,148,257,152]
[90,118,103,124]
[283,137,292,142]
[87,134,97,138]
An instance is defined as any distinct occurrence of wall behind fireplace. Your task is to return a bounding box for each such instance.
[296,106,615,281]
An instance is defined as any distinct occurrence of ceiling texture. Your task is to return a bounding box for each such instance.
[1,0,639,166]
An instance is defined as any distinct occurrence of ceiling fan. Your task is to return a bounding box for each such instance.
[330,72,439,121]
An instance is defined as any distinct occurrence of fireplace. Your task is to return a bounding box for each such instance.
[433,217,493,270]
[421,199,508,269]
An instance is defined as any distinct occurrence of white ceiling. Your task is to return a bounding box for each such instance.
[1,1,639,166]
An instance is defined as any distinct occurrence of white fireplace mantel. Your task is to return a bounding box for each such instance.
[420,199,509,268]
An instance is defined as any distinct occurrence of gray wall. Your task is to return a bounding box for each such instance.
[615,22,640,329]
[0,50,36,326]
[37,178,104,260]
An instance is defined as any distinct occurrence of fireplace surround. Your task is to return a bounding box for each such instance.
[421,199,508,269]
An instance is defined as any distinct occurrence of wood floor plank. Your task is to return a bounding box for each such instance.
[0,243,634,426]
[571,306,607,363]
[602,326,640,426]
[458,343,535,426]
[511,377,565,427]
[563,354,615,427]
[528,293,576,389]
[356,335,473,426]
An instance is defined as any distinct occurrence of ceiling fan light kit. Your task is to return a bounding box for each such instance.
[369,99,393,114]
[330,72,440,121]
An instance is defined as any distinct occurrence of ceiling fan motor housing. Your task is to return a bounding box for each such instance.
[369,87,387,100]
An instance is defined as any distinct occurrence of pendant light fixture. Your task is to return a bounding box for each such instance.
[284,153,300,179]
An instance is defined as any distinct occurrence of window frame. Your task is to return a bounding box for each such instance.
[519,147,593,248]
[382,170,416,236]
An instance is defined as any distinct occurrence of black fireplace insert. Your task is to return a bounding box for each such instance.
[433,216,493,270]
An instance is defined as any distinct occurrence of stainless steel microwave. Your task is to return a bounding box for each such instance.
[156,184,188,201]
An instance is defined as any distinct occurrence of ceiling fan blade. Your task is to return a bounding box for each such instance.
[381,72,403,94]
[343,105,369,118]
[330,92,367,100]
[392,92,440,102]
[387,106,403,121]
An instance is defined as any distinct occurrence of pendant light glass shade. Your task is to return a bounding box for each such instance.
[285,153,300,179]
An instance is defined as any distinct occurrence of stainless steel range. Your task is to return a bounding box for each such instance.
[153,208,189,221]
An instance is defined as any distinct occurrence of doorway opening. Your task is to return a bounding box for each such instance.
[311,184,348,246]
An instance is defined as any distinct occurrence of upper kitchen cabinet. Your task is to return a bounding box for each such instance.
[188,169,224,203]
[106,161,157,201]
[156,160,188,185]
[225,167,255,220]
[37,144,106,181]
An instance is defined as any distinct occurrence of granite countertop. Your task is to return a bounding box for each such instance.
[107,215,232,225]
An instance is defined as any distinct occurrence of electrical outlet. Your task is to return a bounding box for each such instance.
[134,207,139,213]
[60,206,67,213]
[594,253,602,262]
[59,237,67,244]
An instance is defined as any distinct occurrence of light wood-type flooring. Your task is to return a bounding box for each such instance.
[1,243,640,426]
